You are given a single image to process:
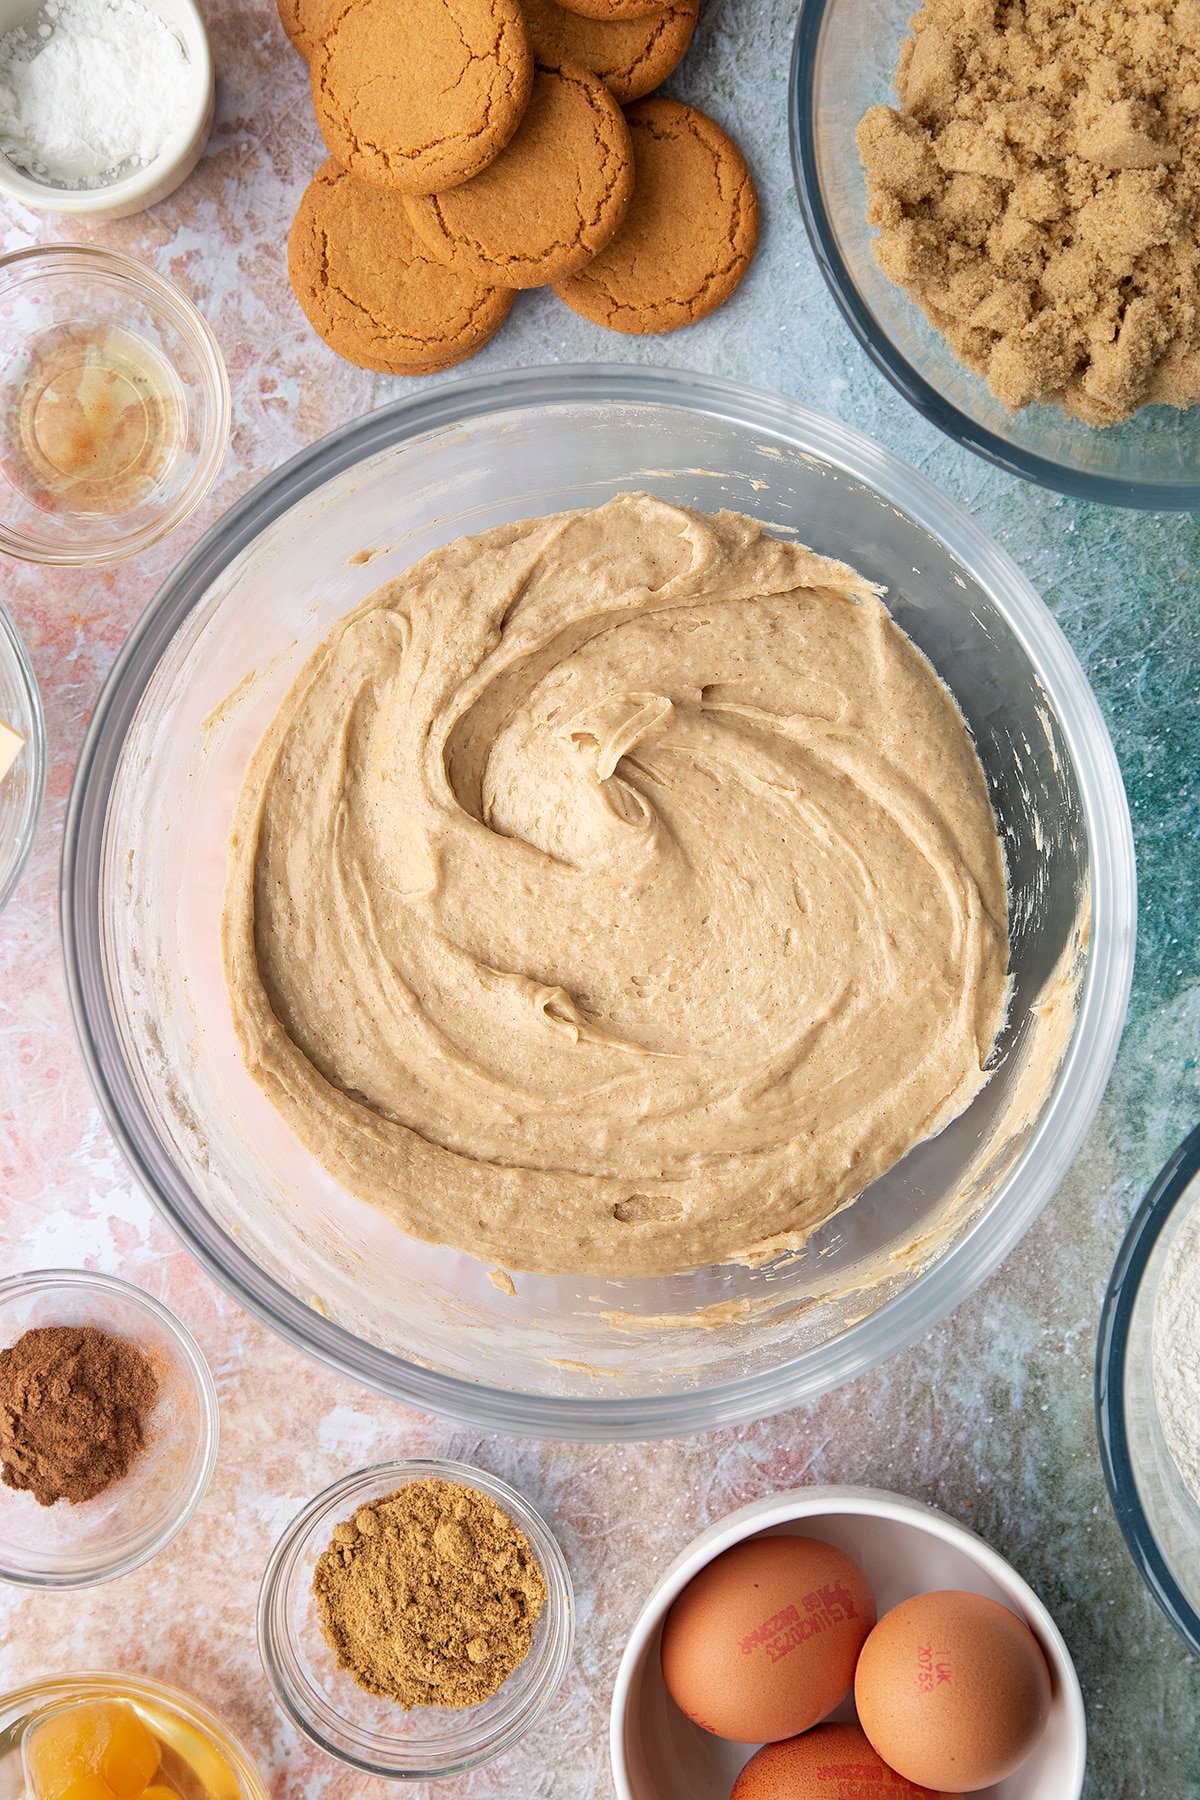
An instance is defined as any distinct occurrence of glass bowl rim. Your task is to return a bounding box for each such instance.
[0,1266,220,1588]
[1095,1122,1200,1653]
[0,593,46,912]
[0,242,231,567]
[0,1668,269,1798]
[61,361,1137,1441]
[256,1456,575,1780]
[787,7,1200,512]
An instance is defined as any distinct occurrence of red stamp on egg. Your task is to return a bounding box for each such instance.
[740,1580,859,1662]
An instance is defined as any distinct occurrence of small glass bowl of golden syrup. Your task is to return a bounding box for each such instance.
[0,245,229,566]
[0,1674,269,1800]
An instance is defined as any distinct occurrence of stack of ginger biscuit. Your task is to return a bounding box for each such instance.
[282,0,759,373]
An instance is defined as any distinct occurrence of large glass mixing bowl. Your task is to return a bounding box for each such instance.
[63,366,1136,1439]
[790,0,1200,508]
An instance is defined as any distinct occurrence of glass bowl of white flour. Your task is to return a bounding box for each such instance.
[1097,1123,1200,1652]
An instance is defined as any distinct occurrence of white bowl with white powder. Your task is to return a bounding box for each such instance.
[1097,1123,1200,1654]
[0,0,212,218]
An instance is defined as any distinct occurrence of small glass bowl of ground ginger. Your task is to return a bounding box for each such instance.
[258,1459,575,1779]
[0,1269,219,1587]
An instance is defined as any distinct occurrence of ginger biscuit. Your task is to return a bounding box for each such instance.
[311,0,534,195]
[276,0,327,59]
[554,97,758,332]
[518,0,697,104]
[404,61,634,288]
[288,161,513,373]
[555,0,663,23]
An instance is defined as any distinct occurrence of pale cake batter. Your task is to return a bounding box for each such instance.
[223,494,1010,1277]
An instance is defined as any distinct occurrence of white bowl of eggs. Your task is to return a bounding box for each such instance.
[610,1486,1086,1800]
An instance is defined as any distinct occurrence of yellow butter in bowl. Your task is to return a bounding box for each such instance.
[0,717,23,784]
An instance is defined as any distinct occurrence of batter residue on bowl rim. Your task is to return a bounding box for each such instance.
[222,492,1010,1277]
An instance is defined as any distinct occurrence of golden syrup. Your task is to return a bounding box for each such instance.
[21,1695,242,1800]
[14,323,184,518]
[137,1698,241,1800]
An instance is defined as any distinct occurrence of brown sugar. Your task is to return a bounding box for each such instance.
[312,1479,548,1709]
[0,1324,159,1506]
[857,0,1200,424]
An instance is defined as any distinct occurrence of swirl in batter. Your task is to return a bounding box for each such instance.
[223,494,1010,1277]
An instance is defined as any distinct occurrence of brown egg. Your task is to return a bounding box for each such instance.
[660,1534,876,1743]
[854,1589,1052,1792]
[730,1723,965,1798]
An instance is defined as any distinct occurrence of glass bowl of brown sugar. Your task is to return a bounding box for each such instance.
[258,1458,575,1780]
[0,1268,219,1587]
[790,0,1200,508]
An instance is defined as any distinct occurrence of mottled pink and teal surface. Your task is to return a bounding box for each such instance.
[1,0,1198,1795]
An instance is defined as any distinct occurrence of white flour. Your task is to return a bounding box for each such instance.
[1152,1177,1200,1505]
[0,0,192,189]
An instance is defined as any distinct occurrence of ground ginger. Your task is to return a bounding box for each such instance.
[857,0,1200,424]
[312,1478,548,1710]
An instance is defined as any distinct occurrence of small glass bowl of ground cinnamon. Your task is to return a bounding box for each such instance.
[258,1459,575,1779]
[0,1269,218,1587]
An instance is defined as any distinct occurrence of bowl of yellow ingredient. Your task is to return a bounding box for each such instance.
[0,246,229,565]
[0,597,44,911]
[790,0,1200,508]
[0,1672,268,1800]
[62,364,1135,1438]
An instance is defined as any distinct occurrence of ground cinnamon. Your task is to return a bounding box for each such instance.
[313,1479,548,1710]
[0,1324,159,1506]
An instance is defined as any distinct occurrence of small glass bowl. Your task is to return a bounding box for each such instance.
[0,245,230,566]
[790,0,1200,508]
[1096,1124,1200,1652]
[258,1458,575,1780]
[0,1672,269,1799]
[0,1269,219,1588]
[0,597,45,910]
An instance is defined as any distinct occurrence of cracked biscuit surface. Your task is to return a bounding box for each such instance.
[555,97,758,332]
[311,0,533,194]
[277,0,328,59]
[404,60,634,287]
[517,0,697,104]
[288,161,513,372]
